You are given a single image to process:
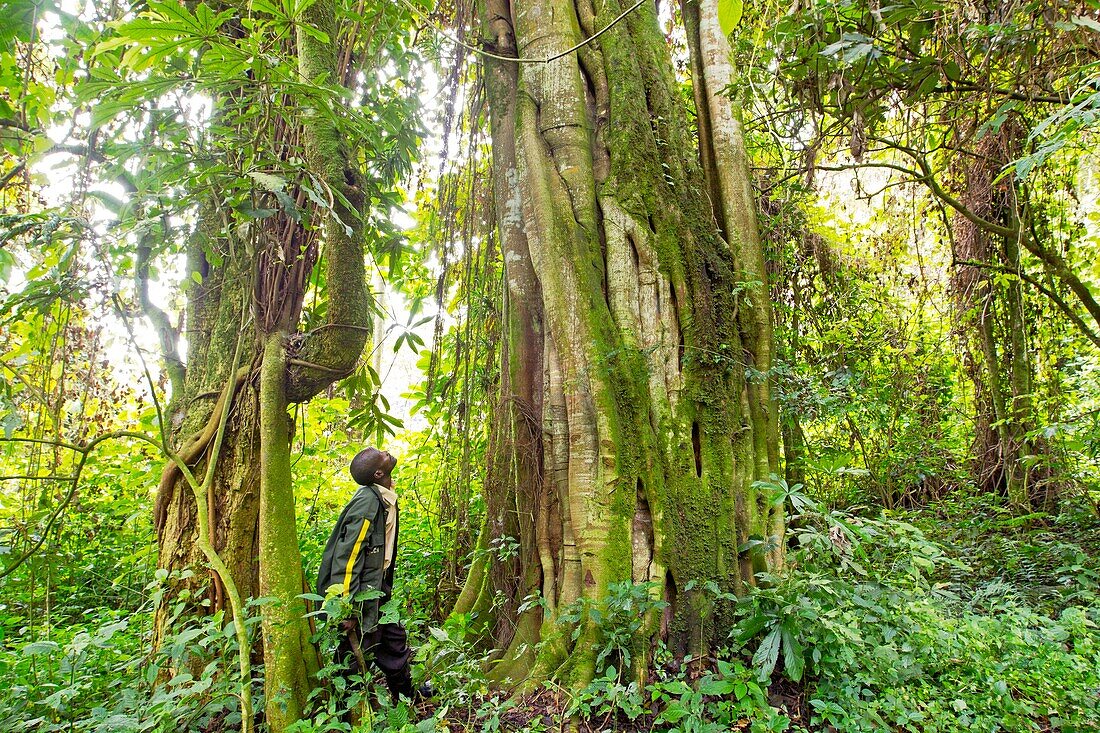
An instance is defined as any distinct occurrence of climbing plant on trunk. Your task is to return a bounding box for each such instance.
[87,1,421,728]
[456,0,783,687]
[949,120,1055,508]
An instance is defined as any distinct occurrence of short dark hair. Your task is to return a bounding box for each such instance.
[350,447,385,485]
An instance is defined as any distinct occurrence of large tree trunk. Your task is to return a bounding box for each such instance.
[153,214,260,651]
[457,0,782,687]
[151,1,373,727]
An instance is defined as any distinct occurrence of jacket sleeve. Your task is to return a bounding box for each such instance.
[328,511,372,597]
[318,490,380,597]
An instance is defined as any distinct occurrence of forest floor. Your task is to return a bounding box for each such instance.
[387,492,1100,733]
[4,492,1098,732]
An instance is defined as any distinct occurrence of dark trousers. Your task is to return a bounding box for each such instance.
[337,615,414,695]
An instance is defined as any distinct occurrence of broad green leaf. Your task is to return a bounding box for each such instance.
[717,0,743,35]
[735,613,770,643]
[781,625,806,681]
[698,676,737,695]
[248,170,288,192]
[1072,15,1100,32]
[23,640,60,656]
[752,627,781,680]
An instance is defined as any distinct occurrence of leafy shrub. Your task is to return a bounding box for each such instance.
[734,495,1100,732]
[0,597,259,732]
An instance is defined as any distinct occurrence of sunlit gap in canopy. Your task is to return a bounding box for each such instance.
[13,1,210,412]
[22,0,448,424]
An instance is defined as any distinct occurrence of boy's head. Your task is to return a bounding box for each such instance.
[350,447,397,488]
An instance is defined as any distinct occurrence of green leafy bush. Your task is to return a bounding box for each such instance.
[734,496,1100,732]
[0,597,260,732]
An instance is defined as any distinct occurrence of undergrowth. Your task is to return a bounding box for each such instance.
[729,481,1100,732]
[3,486,1098,732]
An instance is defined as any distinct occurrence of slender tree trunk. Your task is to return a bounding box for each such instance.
[460,0,782,686]
[258,331,318,727]
[950,121,1048,508]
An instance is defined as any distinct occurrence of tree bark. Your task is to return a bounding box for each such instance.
[154,220,260,652]
[258,331,319,728]
[949,121,1050,508]
[462,0,782,687]
[152,0,375,726]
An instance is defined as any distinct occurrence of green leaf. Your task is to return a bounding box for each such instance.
[753,627,781,680]
[272,188,302,220]
[92,35,135,56]
[22,640,60,656]
[698,677,737,695]
[781,625,805,681]
[841,43,875,64]
[1072,15,1100,32]
[735,613,770,643]
[717,0,743,35]
[661,701,689,723]
[238,206,277,219]
[0,249,14,283]
[248,170,288,192]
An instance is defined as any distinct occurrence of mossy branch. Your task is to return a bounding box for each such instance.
[286,0,371,403]
[953,258,1100,348]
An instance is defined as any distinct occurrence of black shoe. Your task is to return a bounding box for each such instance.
[412,681,434,701]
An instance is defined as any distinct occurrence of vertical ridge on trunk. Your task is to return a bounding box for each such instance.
[462,0,783,686]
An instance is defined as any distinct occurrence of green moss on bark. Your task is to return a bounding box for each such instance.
[258,332,317,731]
[462,0,782,690]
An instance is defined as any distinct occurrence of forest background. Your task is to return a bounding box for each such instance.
[1,0,1100,731]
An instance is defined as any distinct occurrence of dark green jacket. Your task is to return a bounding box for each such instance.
[317,483,391,629]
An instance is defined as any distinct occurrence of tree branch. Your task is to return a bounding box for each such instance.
[875,139,1018,238]
[0,430,164,580]
[933,83,1070,105]
[953,258,1100,349]
[0,162,26,191]
[824,141,1100,336]
[134,201,185,397]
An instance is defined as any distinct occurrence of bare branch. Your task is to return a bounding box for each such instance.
[933,83,1070,105]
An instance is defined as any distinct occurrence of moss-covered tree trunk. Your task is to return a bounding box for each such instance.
[456,0,782,687]
[152,0,372,727]
[154,216,260,651]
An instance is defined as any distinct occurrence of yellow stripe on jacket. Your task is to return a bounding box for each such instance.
[342,519,371,594]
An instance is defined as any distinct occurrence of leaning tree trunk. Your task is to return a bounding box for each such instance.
[456,0,782,688]
[150,1,375,728]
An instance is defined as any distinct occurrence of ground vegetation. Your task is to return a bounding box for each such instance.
[1,0,1099,730]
